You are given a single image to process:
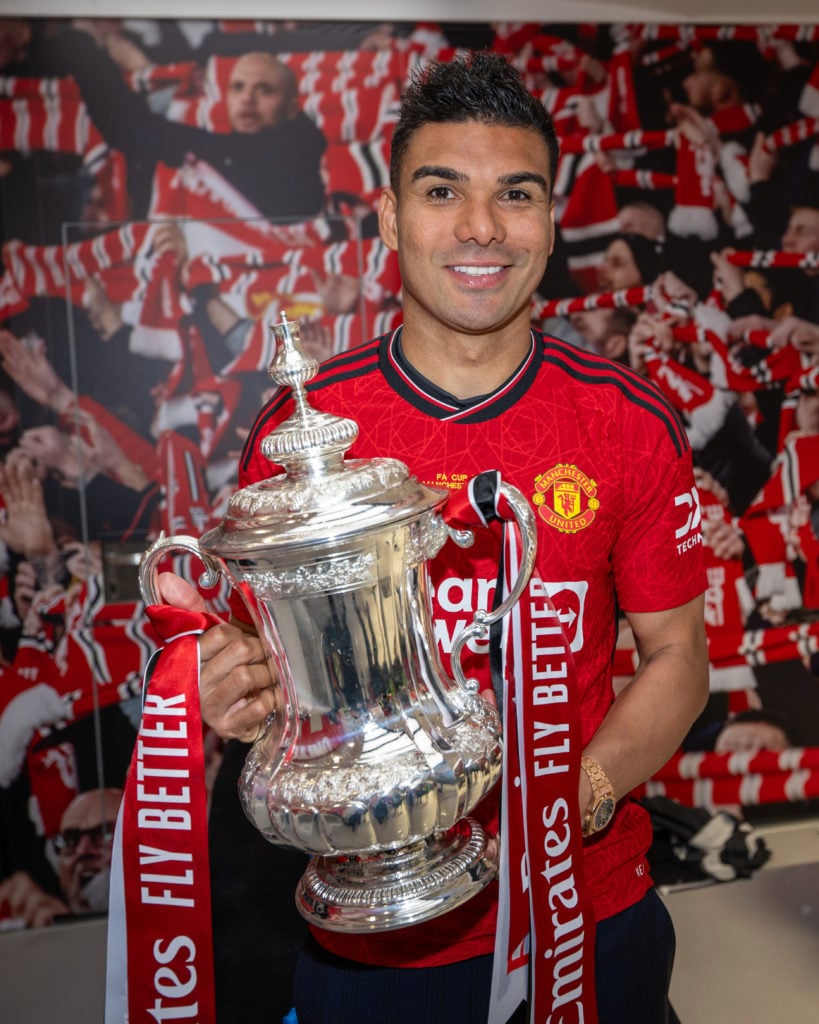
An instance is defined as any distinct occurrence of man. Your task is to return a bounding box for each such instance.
[48,26,327,220]
[0,787,121,927]
[53,788,121,914]
[159,53,708,1024]
[225,52,300,135]
[780,200,819,261]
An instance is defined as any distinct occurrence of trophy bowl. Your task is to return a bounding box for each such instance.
[140,314,536,932]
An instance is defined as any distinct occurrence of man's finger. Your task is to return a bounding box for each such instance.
[155,570,208,612]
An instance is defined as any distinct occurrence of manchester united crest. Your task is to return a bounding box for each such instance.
[533,464,600,533]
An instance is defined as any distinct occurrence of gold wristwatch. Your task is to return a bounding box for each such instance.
[580,755,616,837]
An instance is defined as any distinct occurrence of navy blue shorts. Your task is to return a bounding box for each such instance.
[292,887,677,1024]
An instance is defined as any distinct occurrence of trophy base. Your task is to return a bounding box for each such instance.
[296,817,497,932]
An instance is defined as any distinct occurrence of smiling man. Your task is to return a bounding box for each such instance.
[158,52,708,1024]
[55,788,121,915]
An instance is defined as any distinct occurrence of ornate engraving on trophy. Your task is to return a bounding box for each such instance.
[405,513,450,565]
[229,460,408,517]
[244,551,377,599]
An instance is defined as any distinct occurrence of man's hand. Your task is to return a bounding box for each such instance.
[768,315,819,355]
[0,331,73,413]
[156,572,278,743]
[72,407,150,492]
[83,276,124,341]
[0,453,57,560]
[0,871,69,928]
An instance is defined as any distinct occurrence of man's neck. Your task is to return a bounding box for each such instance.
[398,317,534,401]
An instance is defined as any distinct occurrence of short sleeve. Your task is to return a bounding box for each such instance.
[612,418,706,614]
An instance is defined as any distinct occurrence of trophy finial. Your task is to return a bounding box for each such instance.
[261,313,358,476]
[267,310,319,396]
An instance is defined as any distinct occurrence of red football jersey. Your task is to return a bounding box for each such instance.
[233,328,706,967]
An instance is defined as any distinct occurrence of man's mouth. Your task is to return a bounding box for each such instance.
[450,265,506,277]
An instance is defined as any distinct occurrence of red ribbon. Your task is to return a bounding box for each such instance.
[106,605,220,1024]
[444,473,598,1024]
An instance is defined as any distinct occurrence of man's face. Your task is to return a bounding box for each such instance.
[378,121,554,342]
[56,789,121,913]
[226,54,296,133]
[598,238,643,292]
[781,207,819,254]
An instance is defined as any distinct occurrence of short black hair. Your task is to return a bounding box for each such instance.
[389,51,559,194]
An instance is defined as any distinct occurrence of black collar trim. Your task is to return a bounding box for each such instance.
[379,327,541,423]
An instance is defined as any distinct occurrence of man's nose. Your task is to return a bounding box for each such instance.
[74,831,100,856]
[454,196,506,245]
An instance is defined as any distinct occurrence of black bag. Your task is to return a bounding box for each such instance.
[641,795,771,886]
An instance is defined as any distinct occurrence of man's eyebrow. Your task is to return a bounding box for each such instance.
[410,165,467,184]
[499,171,549,190]
[409,166,549,191]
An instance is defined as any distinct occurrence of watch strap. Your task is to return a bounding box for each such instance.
[580,755,616,836]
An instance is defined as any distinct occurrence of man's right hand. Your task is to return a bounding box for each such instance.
[156,571,278,743]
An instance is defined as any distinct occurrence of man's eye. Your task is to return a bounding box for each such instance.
[427,185,455,200]
[503,189,530,202]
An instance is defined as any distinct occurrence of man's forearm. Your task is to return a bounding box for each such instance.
[583,595,709,804]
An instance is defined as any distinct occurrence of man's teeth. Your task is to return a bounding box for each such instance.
[452,265,503,276]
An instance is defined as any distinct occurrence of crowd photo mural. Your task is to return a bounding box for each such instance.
[2,14,819,931]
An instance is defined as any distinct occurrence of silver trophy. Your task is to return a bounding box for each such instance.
[140,313,536,932]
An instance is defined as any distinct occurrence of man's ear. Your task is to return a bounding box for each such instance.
[378,188,399,251]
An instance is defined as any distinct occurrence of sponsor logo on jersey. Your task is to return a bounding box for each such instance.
[533,464,600,533]
[674,486,703,555]
[432,578,588,655]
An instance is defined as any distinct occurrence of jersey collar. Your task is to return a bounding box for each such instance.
[380,326,542,422]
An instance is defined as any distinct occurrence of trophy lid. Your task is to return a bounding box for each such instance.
[199,313,447,561]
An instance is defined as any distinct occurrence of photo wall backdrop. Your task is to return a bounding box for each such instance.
[1,15,819,928]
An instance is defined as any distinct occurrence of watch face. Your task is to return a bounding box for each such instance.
[592,796,616,832]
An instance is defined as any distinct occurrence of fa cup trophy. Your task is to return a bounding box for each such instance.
[140,314,536,932]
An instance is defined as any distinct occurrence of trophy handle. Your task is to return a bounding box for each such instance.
[138,531,223,605]
[139,531,298,759]
[448,481,537,693]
